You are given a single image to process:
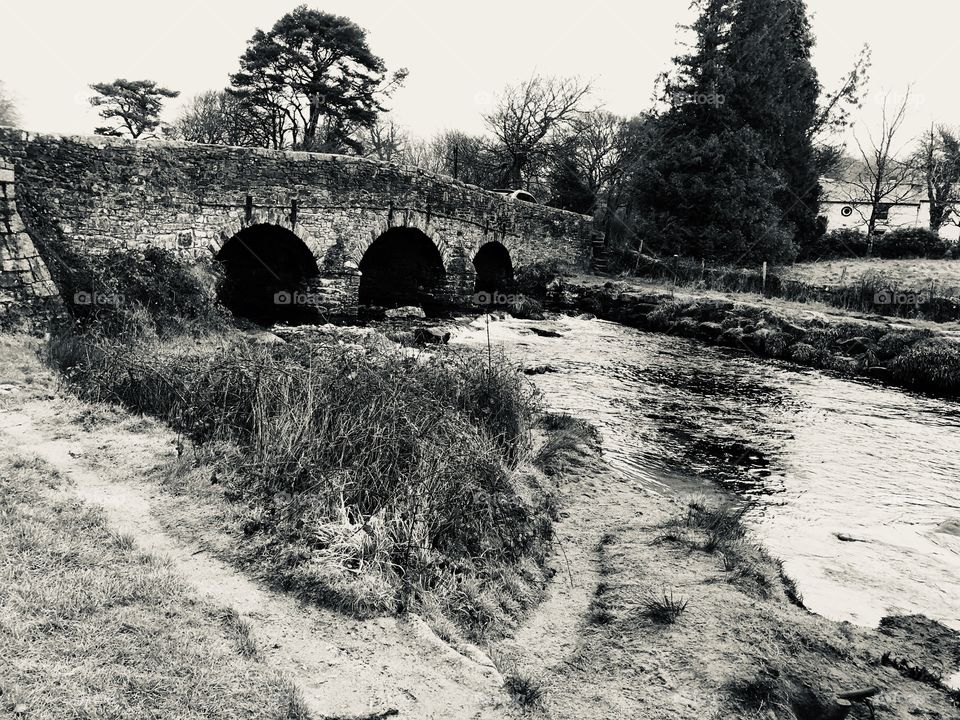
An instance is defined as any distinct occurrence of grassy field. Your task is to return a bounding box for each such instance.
[779,258,960,295]
[0,448,310,719]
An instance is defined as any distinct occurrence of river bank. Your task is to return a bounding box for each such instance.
[545,274,960,398]
[4,323,960,718]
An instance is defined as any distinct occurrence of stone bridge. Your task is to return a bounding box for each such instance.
[0,128,599,324]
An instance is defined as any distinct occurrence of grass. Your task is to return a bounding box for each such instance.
[780,257,960,294]
[674,499,801,602]
[587,581,616,625]
[640,590,689,624]
[503,672,545,708]
[0,448,310,719]
[46,327,556,640]
[624,254,960,322]
[533,412,599,477]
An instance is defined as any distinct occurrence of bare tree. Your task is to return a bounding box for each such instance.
[845,90,915,247]
[483,76,591,189]
[808,44,872,177]
[173,90,265,147]
[914,125,960,233]
[361,118,409,162]
[0,80,20,127]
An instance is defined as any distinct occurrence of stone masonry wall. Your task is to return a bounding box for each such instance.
[0,158,62,327]
[0,129,597,315]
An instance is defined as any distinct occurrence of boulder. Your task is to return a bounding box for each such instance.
[522,363,558,375]
[413,327,450,345]
[838,336,875,355]
[385,306,426,319]
[529,326,562,338]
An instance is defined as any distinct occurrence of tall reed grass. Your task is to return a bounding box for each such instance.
[48,329,552,635]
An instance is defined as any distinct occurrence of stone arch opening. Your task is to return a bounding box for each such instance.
[358,227,447,315]
[473,241,514,295]
[215,224,320,325]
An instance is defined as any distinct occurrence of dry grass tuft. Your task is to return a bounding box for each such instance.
[503,672,545,708]
[640,590,689,624]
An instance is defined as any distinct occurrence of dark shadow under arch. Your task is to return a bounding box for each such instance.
[215,224,320,325]
[473,241,514,295]
[358,227,446,315]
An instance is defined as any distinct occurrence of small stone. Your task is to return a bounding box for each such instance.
[522,363,557,375]
[413,327,450,345]
[529,326,562,338]
[385,305,426,319]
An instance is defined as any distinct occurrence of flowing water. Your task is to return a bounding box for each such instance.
[452,315,960,631]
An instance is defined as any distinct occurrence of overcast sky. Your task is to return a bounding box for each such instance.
[1,0,954,148]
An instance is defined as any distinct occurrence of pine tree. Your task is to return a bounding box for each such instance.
[724,0,823,252]
[634,0,796,264]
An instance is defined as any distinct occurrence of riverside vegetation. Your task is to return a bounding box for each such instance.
[36,248,593,645]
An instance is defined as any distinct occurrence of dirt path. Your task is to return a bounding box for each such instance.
[0,399,508,720]
[493,463,652,678]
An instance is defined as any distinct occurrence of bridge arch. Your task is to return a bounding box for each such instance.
[473,241,514,294]
[208,209,325,260]
[348,210,452,270]
[358,227,447,315]
[215,223,320,325]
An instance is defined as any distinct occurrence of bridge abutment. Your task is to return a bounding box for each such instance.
[0,158,63,328]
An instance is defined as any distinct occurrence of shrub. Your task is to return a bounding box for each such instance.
[798,228,869,261]
[52,246,225,337]
[872,228,948,259]
[889,338,960,394]
[513,259,576,298]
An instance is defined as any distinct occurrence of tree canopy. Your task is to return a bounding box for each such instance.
[229,6,407,152]
[89,79,179,139]
[627,0,829,264]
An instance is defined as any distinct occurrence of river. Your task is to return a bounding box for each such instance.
[451,314,960,631]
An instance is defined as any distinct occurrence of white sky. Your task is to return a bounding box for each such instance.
[1,0,954,148]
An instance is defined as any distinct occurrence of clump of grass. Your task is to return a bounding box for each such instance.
[889,338,960,394]
[678,499,787,598]
[110,531,136,550]
[534,412,598,477]
[685,499,750,553]
[641,590,688,624]
[48,330,553,638]
[503,672,544,708]
[777,562,806,609]
[222,608,260,660]
[588,582,615,625]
